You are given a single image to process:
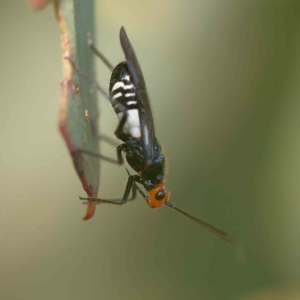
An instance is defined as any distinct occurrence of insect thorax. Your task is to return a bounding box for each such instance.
[125,137,166,188]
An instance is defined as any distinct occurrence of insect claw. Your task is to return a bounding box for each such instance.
[79,196,91,201]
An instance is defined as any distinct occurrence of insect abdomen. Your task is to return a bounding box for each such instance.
[110,63,141,138]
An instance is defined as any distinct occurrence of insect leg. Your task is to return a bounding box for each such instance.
[67,55,130,140]
[87,32,114,72]
[67,58,128,164]
[116,145,124,165]
[73,141,129,165]
[66,57,110,101]
[71,106,130,165]
[79,175,145,204]
[98,134,123,164]
[71,149,120,165]
[98,134,119,147]
[125,168,149,204]
[67,54,131,165]
[83,179,137,204]
[114,113,131,141]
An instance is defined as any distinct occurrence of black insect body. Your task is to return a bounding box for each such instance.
[70,27,236,247]
[109,59,168,208]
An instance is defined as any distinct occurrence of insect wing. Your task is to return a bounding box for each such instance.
[119,26,156,165]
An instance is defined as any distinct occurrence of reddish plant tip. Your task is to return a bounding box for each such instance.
[83,201,97,220]
[29,0,48,10]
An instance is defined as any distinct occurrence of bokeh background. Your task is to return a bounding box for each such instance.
[1,0,300,299]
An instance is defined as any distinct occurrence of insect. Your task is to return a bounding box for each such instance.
[69,27,236,247]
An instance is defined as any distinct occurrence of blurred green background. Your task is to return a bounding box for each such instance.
[1,0,300,299]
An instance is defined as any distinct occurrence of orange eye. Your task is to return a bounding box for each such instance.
[147,183,169,208]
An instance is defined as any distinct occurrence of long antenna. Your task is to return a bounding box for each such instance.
[165,202,235,246]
